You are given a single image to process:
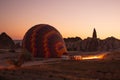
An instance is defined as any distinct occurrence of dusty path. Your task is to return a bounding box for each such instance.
[22,58,62,67]
[0,58,62,69]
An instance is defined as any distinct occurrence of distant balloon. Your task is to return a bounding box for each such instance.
[22,24,67,58]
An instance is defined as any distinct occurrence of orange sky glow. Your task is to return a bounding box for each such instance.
[0,0,120,40]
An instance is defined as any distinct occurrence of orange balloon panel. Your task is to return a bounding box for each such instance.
[22,24,67,58]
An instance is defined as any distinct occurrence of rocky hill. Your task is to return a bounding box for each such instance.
[64,29,120,52]
[0,32,15,49]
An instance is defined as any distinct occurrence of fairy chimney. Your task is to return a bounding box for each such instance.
[92,28,97,39]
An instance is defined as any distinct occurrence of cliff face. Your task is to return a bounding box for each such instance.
[64,28,120,52]
[98,37,120,51]
[80,28,99,52]
[80,37,98,52]
[64,37,120,52]
[64,37,82,51]
[0,32,15,49]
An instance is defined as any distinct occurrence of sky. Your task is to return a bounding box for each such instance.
[0,0,120,40]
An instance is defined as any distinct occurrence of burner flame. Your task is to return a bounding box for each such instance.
[72,53,107,60]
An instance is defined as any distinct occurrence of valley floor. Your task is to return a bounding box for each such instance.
[0,50,120,80]
[0,59,120,80]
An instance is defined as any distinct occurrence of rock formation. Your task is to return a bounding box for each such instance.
[80,37,98,51]
[93,28,97,39]
[83,28,98,51]
[64,29,120,52]
[98,37,120,51]
[64,37,82,51]
[0,32,15,49]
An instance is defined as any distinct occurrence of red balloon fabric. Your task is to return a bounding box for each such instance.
[22,24,67,58]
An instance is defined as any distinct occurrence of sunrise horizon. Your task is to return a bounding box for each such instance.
[1,0,120,40]
[1,27,120,41]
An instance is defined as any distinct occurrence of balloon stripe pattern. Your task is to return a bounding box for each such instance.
[22,24,67,58]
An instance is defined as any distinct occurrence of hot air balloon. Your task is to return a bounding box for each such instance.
[22,24,67,58]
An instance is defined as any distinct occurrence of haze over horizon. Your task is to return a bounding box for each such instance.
[0,0,120,40]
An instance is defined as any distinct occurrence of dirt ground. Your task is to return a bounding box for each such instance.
[0,50,120,80]
[0,60,120,80]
